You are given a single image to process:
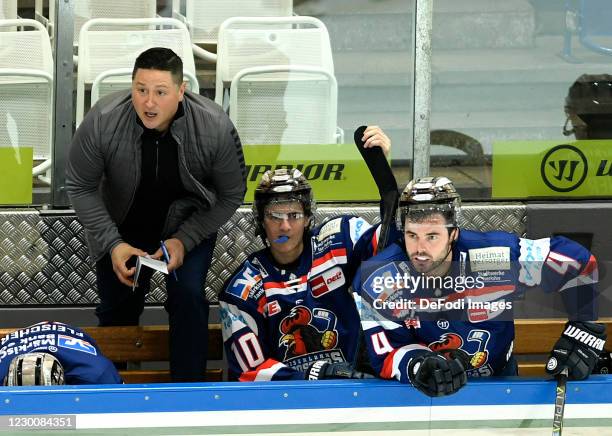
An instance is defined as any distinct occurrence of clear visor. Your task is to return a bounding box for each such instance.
[398,203,458,229]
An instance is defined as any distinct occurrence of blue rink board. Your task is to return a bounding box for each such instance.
[0,377,611,434]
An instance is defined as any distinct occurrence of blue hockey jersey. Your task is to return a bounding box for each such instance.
[219,215,381,381]
[352,230,598,382]
[0,322,122,385]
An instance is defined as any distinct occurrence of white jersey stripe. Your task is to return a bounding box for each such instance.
[254,362,287,381]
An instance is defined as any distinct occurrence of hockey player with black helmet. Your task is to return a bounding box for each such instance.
[352,176,604,397]
[563,73,612,139]
[1,321,122,385]
[219,126,392,381]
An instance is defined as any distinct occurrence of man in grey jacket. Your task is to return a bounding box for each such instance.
[66,47,246,382]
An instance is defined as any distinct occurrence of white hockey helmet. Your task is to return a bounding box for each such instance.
[3,352,65,386]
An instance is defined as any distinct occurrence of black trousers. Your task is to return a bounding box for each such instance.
[95,234,217,382]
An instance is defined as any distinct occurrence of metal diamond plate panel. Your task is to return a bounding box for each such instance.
[0,204,526,305]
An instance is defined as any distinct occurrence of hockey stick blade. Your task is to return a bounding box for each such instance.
[552,368,569,436]
[354,126,399,251]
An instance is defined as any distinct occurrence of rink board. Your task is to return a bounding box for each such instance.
[1,377,612,435]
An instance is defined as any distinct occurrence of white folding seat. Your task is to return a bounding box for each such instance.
[35,0,157,49]
[0,19,54,183]
[76,17,198,125]
[229,66,340,145]
[215,16,334,108]
[172,0,293,62]
[0,0,17,20]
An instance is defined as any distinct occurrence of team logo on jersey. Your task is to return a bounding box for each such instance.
[310,267,345,298]
[428,329,492,371]
[278,306,339,360]
[57,335,97,356]
[228,261,262,300]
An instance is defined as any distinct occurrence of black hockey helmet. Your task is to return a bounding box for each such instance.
[564,74,612,139]
[3,352,65,386]
[253,168,315,238]
[396,176,461,231]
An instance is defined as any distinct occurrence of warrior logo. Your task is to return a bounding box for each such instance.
[278,306,338,360]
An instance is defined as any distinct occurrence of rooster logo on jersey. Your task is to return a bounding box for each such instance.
[279,306,338,360]
[428,330,491,369]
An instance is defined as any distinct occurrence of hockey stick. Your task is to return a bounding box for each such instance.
[552,368,569,436]
[353,126,399,251]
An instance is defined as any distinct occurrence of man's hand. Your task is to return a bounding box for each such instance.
[546,321,607,380]
[110,242,148,287]
[152,238,185,273]
[305,361,374,380]
[362,125,391,157]
[407,350,468,397]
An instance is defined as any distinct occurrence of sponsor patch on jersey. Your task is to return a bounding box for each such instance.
[227,261,262,300]
[349,217,372,245]
[266,300,282,316]
[469,247,510,271]
[317,218,342,241]
[312,236,341,256]
[57,335,97,356]
[310,267,345,298]
[518,238,550,286]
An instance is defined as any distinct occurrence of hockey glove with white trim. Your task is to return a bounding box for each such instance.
[546,321,607,380]
[408,350,467,397]
[305,361,374,380]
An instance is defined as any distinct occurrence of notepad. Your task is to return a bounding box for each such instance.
[132,256,169,290]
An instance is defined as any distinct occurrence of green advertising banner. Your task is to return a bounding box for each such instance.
[0,147,32,204]
[492,140,612,198]
[243,143,380,202]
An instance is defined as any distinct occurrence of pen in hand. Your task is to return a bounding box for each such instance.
[160,240,179,280]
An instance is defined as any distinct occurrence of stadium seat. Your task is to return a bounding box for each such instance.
[35,0,158,61]
[75,17,196,126]
[0,19,54,184]
[562,0,612,60]
[172,0,293,63]
[229,66,342,145]
[215,16,334,109]
[0,0,18,21]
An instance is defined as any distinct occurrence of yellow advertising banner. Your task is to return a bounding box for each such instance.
[492,140,612,198]
[0,147,33,204]
[243,143,380,202]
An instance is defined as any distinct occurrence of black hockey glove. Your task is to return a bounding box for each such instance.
[305,361,374,380]
[407,351,468,397]
[546,321,607,380]
[593,350,612,375]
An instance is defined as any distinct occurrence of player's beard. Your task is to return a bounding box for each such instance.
[410,243,453,277]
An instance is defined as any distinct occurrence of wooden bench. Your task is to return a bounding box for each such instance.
[2,319,611,382]
[0,324,223,384]
[514,318,612,376]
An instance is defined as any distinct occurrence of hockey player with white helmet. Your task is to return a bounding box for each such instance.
[219,126,392,381]
[352,176,604,397]
[1,321,121,386]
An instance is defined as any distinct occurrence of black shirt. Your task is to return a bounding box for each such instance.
[119,105,187,252]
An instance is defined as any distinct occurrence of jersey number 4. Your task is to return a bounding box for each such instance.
[371,331,394,355]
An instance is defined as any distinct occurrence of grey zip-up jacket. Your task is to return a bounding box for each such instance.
[66,89,246,262]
